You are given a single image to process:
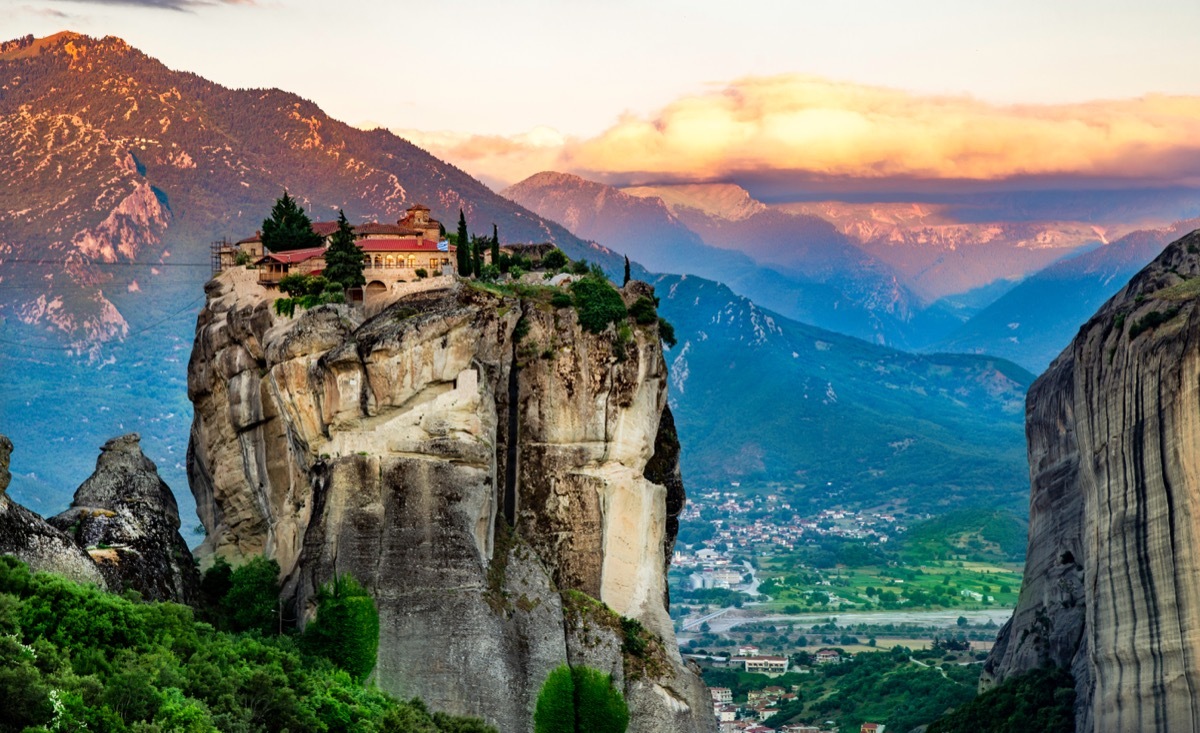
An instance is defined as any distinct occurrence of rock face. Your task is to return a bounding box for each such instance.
[0,435,110,587]
[985,229,1200,732]
[48,433,201,604]
[187,268,715,733]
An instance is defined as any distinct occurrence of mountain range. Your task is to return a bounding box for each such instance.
[1,31,1192,533]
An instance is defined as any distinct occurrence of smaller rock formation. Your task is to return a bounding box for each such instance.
[49,434,200,604]
[0,434,109,587]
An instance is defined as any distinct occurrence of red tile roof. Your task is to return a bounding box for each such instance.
[260,246,327,264]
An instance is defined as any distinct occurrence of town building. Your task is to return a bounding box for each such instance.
[742,656,790,676]
[814,649,842,665]
[860,724,886,733]
[217,204,456,302]
[710,687,733,704]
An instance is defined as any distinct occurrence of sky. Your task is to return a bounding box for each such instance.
[7,0,1200,193]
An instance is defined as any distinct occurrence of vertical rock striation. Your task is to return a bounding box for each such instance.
[986,229,1200,732]
[187,268,715,733]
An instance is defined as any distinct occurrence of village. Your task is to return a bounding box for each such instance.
[666,488,1019,731]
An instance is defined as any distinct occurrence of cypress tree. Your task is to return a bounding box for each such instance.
[261,191,324,252]
[491,223,500,265]
[323,210,365,293]
[623,255,631,286]
[471,235,483,278]
[456,209,471,276]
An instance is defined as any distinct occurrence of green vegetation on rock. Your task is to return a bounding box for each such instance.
[0,556,495,733]
[926,666,1075,733]
[533,665,628,733]
[302,574,380,682]
[569,276,627,334]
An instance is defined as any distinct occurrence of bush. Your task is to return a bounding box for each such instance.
[1129,307,1180,338]
[541,249,568,270]
[628,296,657,325]
[658,317,677,348]
[479,264,501,282]
[415,268,429,279]
[534,665,628,733]
[0,557,495,733]
[570,276,627,334]
[570,259,590,276]
[303,574,380,681]
[551,292,573,308]
[223,556,280,635]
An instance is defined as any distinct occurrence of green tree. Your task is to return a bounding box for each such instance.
[542,248,568,270]
[572,666,628,733]
[534,666,576,733]
[261,191,324,252]
[534,665,628,733]
[623,255,631,286]
[324,209,366,292]
[224,556,280,635]
[471,235,484,278]
[570,275,627,334]
[303,574,380,681]
[456,209,471,276]
[491,223,500,265]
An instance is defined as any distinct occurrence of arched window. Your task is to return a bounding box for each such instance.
[386,255,395,269]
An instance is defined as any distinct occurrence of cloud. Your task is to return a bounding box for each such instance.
[407,75,1200,193]
[54,0,252,10]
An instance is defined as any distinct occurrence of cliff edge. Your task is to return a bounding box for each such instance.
[186,267,714,733]
[985,229,1200,732]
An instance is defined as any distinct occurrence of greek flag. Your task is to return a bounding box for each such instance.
[437,239,450,252]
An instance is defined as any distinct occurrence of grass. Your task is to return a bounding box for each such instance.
[1152,277,1200,302]
[756,557,1023,612]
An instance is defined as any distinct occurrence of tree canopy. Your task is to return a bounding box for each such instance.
[323,209,366,291]
[261,191,324,253]
[456,209,471,276]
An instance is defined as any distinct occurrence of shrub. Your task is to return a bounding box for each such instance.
[223,556,280,635]
[415,268,429,279]
[628,296,657,325]
[658,317,677,348]
[0,558,495,733]
[534,665,628,733]
[509,266,526,280]
[551,292,573,308]
[570,259,590,276]
[302,574,380,681]
[234,250,252,266]
[479,264,501,282]
[570,276,627,334]
[1129,308,1180,338]
[534,666,576,733]
[541,248,568,270]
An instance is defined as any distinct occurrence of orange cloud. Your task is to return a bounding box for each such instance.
[401,75,1200,191]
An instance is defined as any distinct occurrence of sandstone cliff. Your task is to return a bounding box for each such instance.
[985,228,1200,732]
[49,433,201,603]
[187,267,715,733]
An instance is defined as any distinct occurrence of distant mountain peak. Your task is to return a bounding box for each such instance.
[622,182,767,222]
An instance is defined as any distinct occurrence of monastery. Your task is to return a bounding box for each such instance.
[216,204,455,301]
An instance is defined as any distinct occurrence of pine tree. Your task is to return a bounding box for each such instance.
[491,223,500,265]
[261,191,324,252]
[471,235,483,278]
[323,210,365,293]
[623,255,631,286]
[456,209,471,276]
